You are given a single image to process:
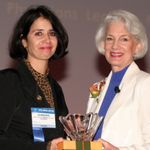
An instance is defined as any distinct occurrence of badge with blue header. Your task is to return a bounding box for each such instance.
[31,107,56,142]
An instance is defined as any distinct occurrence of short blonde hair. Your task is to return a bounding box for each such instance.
[95,10,148,59]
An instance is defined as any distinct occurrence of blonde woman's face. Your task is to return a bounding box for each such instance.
[103,21,140,72]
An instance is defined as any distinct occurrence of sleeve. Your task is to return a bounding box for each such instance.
[0,139,47,150]
[0,70,48,150]
[0,71,19,131]
[119,75,150,150]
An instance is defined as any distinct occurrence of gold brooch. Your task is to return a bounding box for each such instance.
[36,95,42,101]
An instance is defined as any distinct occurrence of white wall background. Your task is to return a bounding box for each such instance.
[0,0,150,114]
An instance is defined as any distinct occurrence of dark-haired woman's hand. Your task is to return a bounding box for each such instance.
[47,137,63,150]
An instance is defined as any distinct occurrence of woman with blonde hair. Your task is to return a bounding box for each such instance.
[87,10,150,150]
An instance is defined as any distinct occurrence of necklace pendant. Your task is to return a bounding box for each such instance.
[36,95,42,101]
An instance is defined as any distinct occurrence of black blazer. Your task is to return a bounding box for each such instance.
[0,61,68,150]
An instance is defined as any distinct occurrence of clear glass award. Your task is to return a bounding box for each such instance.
[59,113,103,141]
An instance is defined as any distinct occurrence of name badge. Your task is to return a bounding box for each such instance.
[31,107,56,128]
[31,107,56,142]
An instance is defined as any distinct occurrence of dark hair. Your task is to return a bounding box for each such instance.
[9,5,69,60]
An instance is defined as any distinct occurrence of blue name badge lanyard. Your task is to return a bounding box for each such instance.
[31,107,56,142]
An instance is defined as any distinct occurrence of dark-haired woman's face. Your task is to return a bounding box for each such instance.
[22,17,58,63]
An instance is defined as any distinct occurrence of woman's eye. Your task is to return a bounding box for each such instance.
[34,32,43,36]
[106,37,113,41]
[121,37,129,42]
[49,31,57,37]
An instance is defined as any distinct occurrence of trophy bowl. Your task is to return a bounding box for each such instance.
[59,112,103,141]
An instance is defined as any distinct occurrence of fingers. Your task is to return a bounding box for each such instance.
[52,137,64,144]
[99,139,119,150]
[50,137,64,150]
[97,139,105,150]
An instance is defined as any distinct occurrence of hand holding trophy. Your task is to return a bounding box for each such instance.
[58,113,103,149]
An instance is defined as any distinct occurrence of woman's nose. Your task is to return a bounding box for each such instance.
[43,34,51,42]
[112,40,119,49]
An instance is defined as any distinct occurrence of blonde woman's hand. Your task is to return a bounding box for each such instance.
[98,139,119,150]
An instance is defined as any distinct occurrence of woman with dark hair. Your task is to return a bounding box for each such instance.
[0,5,69,150]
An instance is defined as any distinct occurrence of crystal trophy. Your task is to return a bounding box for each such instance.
[59,112,103,141]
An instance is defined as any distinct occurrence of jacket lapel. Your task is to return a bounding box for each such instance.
[103,62,140,127]
[16,61,38,101]
[87,72,112,114]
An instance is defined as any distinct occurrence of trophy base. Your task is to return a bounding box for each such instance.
[58,140,102,150]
